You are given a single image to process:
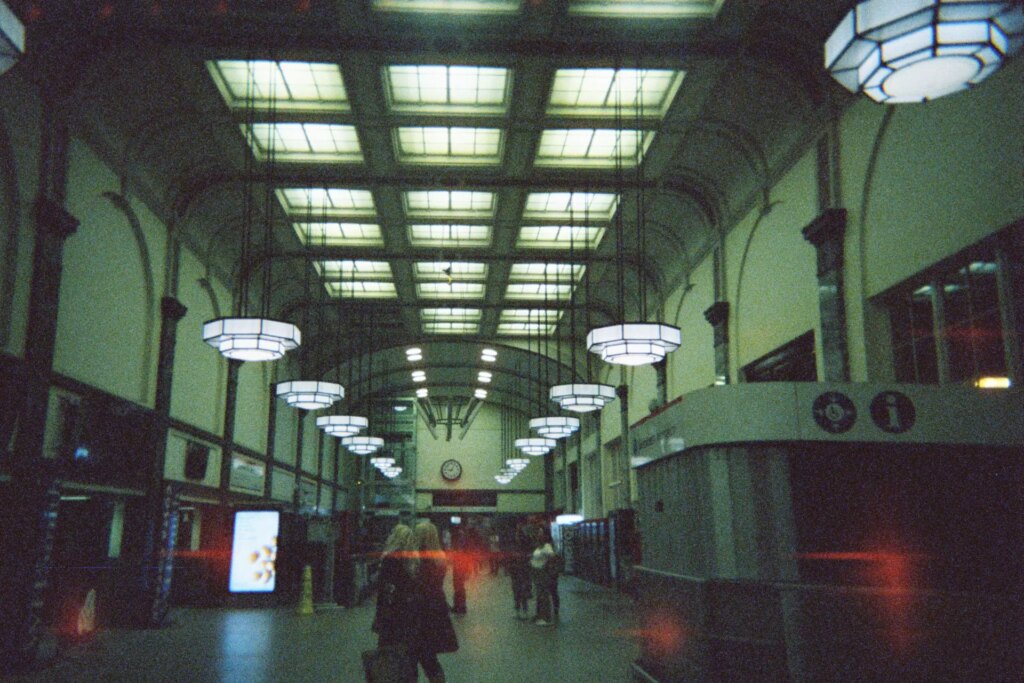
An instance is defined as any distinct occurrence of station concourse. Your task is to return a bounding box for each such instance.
[0,1,1021,681]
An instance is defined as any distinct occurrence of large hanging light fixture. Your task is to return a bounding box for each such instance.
[341,309,382,455]
[515,436,556,457]
[0,2,25,77]
[826,1,1024,104]
[204,60,300,362]
[587,64,679,366]
[552,193,616,412]
[276,192,344,409]
[320,253,368,438]
[529,270,579,440]
[342,435,384,455]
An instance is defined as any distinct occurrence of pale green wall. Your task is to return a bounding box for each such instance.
[415,403,544,491]
[666,255,716,395]
[299,411,320,474]
[55,140,164,405]
[233,362,270,453]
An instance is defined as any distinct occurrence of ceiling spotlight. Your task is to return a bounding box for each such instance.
[474,388,488,399]
[825,0,1024,103]
[481,348,498,362]
[406,347,423,361]
[416,387,429,398]
[477,371,492,383]
[412,370,426,382]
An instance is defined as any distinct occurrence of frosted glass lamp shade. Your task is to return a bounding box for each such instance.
[276,380,344,410]
[203,317,301,362]
[515,437,556,456]
[825,0,1024,103]
[370,456,396,469]
[587,322,680,365]
[317,415,368,437]
[506,458,530,471]
[549,383,616,413]
[341,435,384,455]
[0,1,25,77]
[530,416,580,439]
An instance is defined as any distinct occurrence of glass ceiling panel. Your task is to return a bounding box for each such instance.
[547,68,684,118]
[293,222,384,247]
[405,191,496,218]
[523,192,619,222]
[325,281,397,298]
[245,123,362,163]
[396,127,503,165]
[500,309,564,323]
[508,263,585,281]
[535,129,652,168]
[409,224,492,247]
[497,322,556,336]
[420,308,483,321]
[373,0,521,14]
[415,262,488,280]
[277,188,376,217]
[386,65,511,114]
[417,282,486,299]
[517,225,605,249]
[428,324,472,337]
[505,283,574,300]
[567,0,725,18]
[208,60,349,112]
[314,260,393,279]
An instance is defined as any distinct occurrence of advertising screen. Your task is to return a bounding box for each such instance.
[228,510,279,593]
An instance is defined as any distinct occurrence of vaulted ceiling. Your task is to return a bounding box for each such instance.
[20,0,855,411]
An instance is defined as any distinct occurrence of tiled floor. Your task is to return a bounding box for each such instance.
[6,573,639,682]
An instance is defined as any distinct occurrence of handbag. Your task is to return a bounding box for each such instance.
[362,645,417,683]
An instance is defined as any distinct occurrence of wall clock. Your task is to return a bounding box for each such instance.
[440,459,462,481]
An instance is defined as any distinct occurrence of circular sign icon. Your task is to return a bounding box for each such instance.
[870,391,916,434]
[812,392,857,434]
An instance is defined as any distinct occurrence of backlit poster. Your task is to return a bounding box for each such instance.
[228,510,279,593]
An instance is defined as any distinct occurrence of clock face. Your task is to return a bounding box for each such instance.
[440,459,462,481]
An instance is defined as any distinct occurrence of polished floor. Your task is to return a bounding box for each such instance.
[6,572,639,682]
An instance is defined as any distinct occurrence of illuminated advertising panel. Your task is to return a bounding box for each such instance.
[228,510,279,593]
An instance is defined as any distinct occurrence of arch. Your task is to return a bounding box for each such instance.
[101,191,157,401]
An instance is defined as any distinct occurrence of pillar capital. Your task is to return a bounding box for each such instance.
[32,198,78,239]
[801,208,847,248]
[160,297,187,322]
[703,301,730,327]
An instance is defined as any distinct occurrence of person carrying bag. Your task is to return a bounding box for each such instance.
[366,524,419,683]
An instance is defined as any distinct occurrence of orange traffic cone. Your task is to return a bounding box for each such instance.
[297,565,314,615]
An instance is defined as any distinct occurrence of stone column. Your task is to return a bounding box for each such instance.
[219,359,242,493]
[704,301,731,385]
[802,209,850,382]
[0,198,78,669]
[616,383,630,509]
[138,297,186,627]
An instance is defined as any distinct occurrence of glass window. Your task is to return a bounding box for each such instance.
[386,65,511,114]
[208,60,349,112]
[244,123,362,163]
[276,188,376,217]
[408,224,492,247]
[517,224,605,249]
[395,126,503,165]
[535,129,652,168]
[293,222,383,247]
[325,281,397,298]
[567,0,725,19]
[373,0,521,14]
[523,192,618,221]
[405,191,496,218]
[548,68,684,118]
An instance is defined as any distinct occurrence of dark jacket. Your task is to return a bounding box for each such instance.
[373,555,418,647]
[415,558,459,654]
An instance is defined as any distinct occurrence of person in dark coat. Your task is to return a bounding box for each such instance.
[413,520,459,683]
[372,525,419,658]
[449,525,469,614]
[507,522,533,620]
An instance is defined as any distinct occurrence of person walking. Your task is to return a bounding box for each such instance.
[449,525,469,614]
[507,522,533,620]
[412,521,459,683]
[370,524,419,681]
[529,525,556,627]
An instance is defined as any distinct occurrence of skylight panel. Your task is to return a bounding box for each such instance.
[373,0,521,14]
[508,263,585,282]
[418,282,486,299]
[386,65,511,114]
[293,222,384,247]
[423,321,481,334]
[505,283,574,300]
[245,123,362,163]
[420,308,483,321]
[405,191,496,218]
[208,60,349,112]
[497,322,557,336]
[408,224,492,247]
[523,192,618,222]
[567,0,725,18]
[325,281,398,298]
[500,309,563,323]
[315,260,393,279]
[395,127,503,165]
[516,225,606,249]
[535,129,652,168]
[415,262,488,280]
[548,68,684,118]
[277,188,376,218]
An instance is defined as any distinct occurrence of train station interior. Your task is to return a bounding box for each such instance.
[0,1,1021,681]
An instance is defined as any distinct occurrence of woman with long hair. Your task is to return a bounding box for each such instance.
[372,524,419,653]
[412,520,459,683]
